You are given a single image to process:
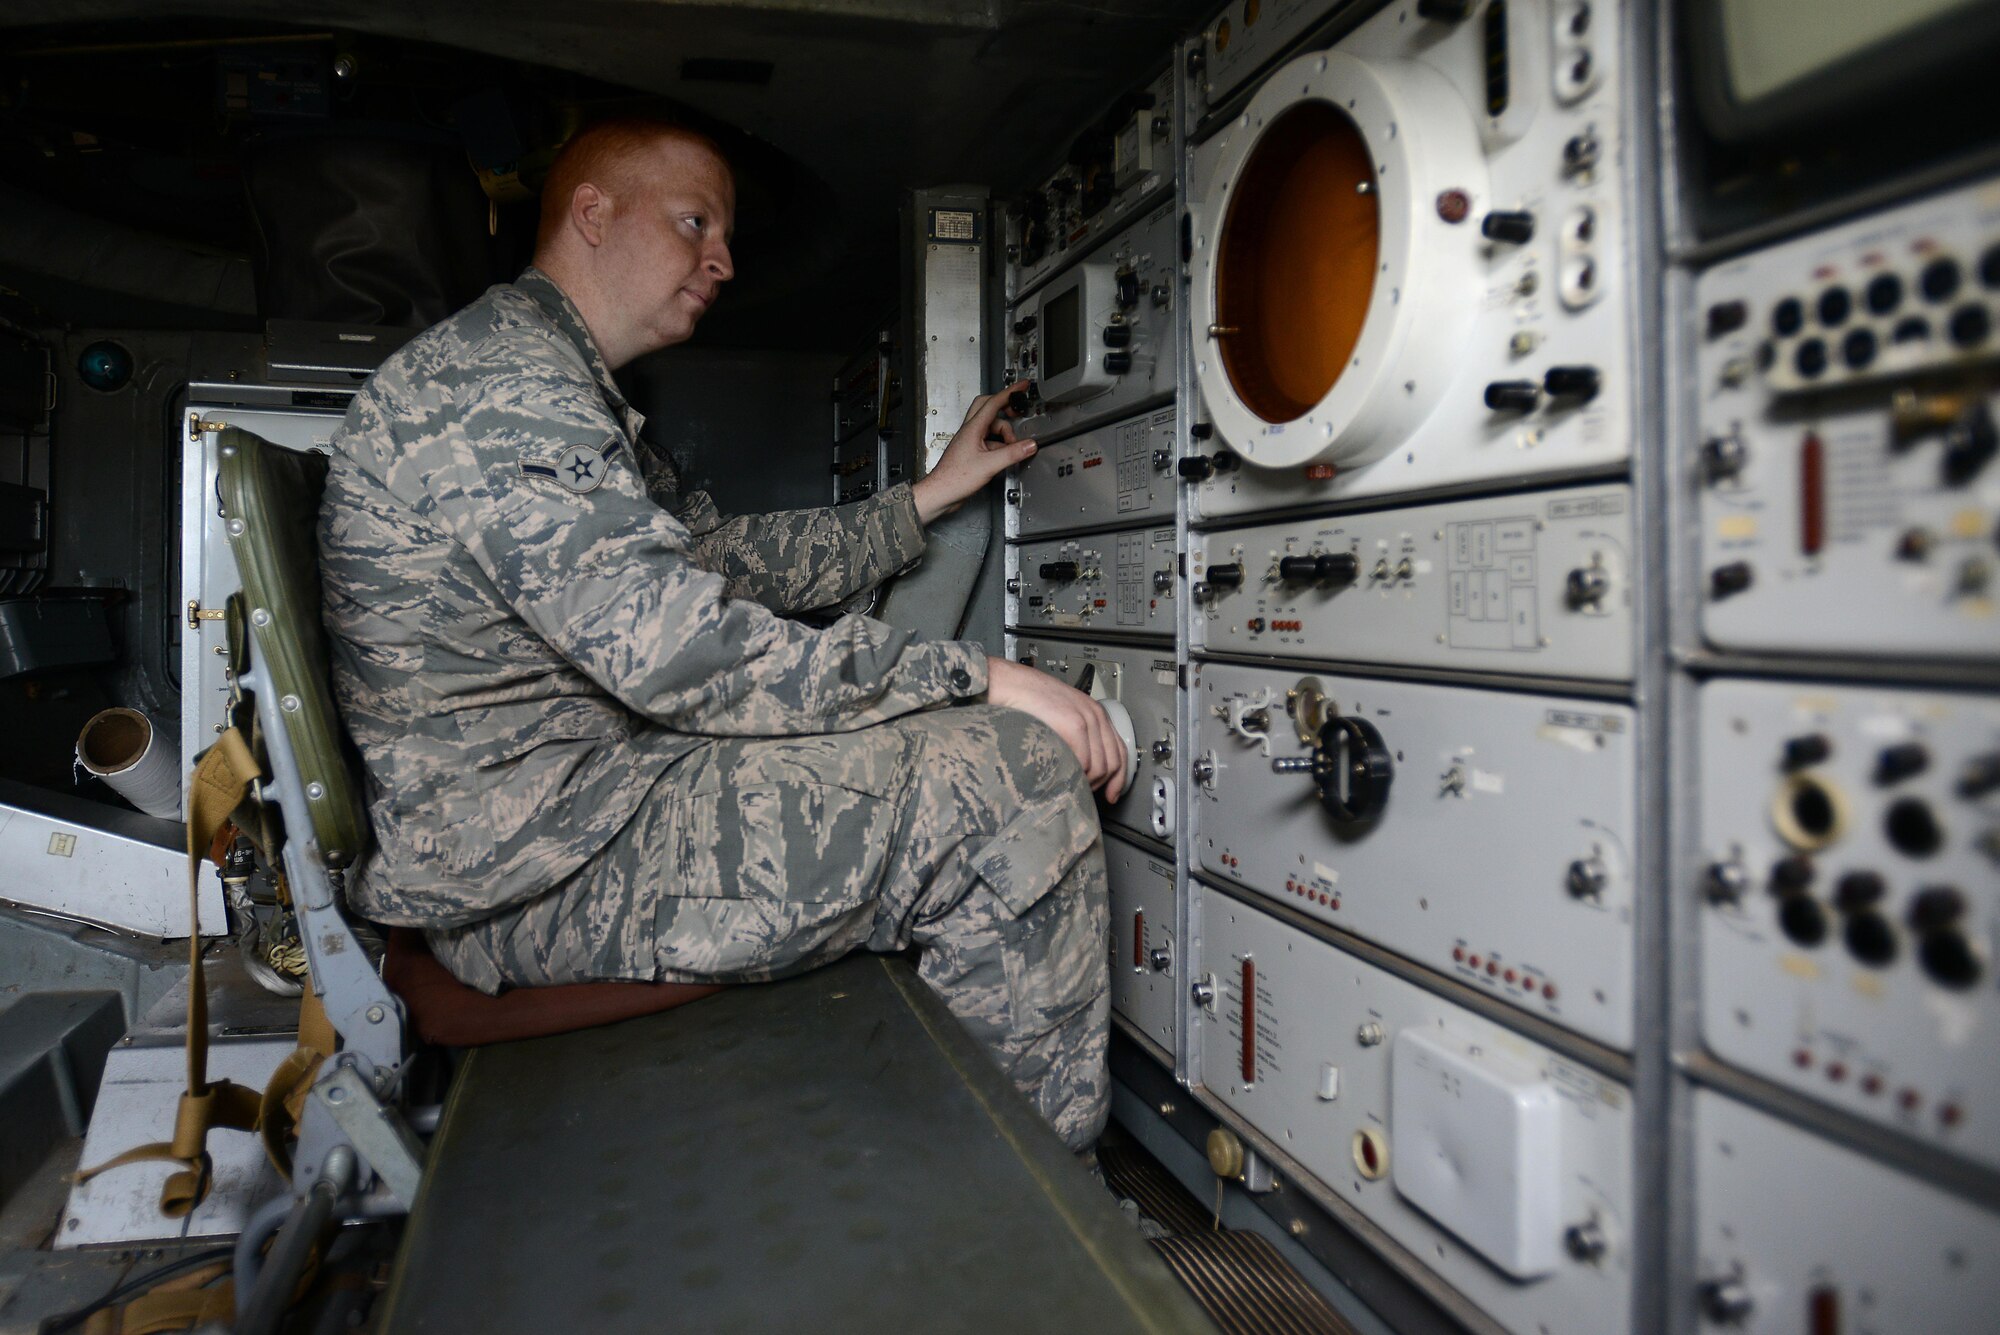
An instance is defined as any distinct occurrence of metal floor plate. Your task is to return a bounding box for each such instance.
[58,1038,289,1248]
[381,954,1215,1335]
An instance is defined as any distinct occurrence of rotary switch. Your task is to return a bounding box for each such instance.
[1271,714,1395,825]
[1204,563,1245,590]
[1279,552,1360,585]
[1565,564,1610,608]
[1103,351,1134,374]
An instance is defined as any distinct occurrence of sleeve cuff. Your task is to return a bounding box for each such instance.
[917,640,989,704]
[871,481,930,573]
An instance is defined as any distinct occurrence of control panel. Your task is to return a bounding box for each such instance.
[1193,662,1637,1048]
[1693,1089,2000,1333]
[1008,65,1176,302]
[1185,0,1635,514]
[1108,833,1178,1057]
[1192,0,1346,121]
[1008,202,1178,444]
[1196,885,1636,1335]
[1192,484,1633,681]
[1007,527,1177,639]
[1695,175,2000,661]
[1698,678,2000,1169]
[1008,406,1178,539]
[1009,636,1180,841]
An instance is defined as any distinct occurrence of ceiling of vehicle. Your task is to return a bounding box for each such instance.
[0,0,1211,352]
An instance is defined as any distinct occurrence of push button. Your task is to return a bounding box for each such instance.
[947,667,974,693]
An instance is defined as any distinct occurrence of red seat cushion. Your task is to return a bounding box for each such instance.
[382,928,722,1047]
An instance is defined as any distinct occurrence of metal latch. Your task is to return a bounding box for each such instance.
[187,600,227,630]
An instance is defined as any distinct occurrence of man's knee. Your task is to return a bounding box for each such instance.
[946,702,1096,818]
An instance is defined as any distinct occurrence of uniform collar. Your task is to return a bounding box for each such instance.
[514,266,628,411]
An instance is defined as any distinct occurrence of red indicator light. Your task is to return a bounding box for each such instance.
[1800,432,1825,557]
[1241,959,1258,1084]
[1794,1049,1814,1069]
[1303,463,1336,481]
[1543,982,1559,1000]
[1809,1285,1839,1335]
[1940,1103,1964,1127]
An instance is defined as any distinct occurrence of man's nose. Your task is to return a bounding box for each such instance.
[705,241,734,282]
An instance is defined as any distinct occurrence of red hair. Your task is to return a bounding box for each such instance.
[534,117,730,253]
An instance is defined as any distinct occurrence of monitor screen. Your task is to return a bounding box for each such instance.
[1717,0,1976,105]
[1043,285,1083,380]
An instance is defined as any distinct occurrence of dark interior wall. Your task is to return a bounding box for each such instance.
[621,345,842,518]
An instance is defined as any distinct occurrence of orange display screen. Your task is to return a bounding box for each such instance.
[1215,102,1381,424]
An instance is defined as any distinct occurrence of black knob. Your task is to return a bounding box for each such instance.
[1771,297,1805,337]
[1178,456,1215,481]
[1842,328,1878,370]
[1280,552,1359,585]
[1782,733,1832,770]
[1834,870,1887,912]
[1009,382,1038,414]
[1920,256,1962,303]
[1875,743,1931,786]
[1212,451,1241,473]
[1770,855,1815,896]
[1103,351,1133,374]
[1865,272,1903,315]
[1919,929,1982,990]
[1012,315,1038,335]
[1302,715,1395,825]
[1543,365,1601,401]
[1816,287,1851,327]
[1778,895,1830,947]
[1103,324,1132,348]
[1908,885,1967,931]
[1482,210,1536,244]
[1039,561,1080,581]
[1711,562,1754,598]
[1949,303,1991,349]
[1190,422,1214,440]
[1485,380,1541,413]
[1706,300,1748,337]
[1794,338,1828,378]
[1205,563,1244,589]
[1942,405,1997,487]
[1956,753,2000,798]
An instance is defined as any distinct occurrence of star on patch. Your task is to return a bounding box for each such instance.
[553,442,606,493]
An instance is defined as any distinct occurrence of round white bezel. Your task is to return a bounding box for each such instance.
[1190,50,1488,471]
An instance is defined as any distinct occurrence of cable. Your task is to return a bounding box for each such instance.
[39,1245,234,1334]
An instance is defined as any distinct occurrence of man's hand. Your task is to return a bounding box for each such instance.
[985,658,1129,804]
[911,381,1038,525]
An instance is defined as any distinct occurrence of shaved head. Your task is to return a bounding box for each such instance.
[535,117,732,255]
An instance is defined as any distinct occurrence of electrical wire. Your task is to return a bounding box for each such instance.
[38,1245,235,1334]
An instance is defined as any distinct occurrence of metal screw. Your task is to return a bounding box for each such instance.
[306,782,325,800]
[281,694,301,713]
[252,608,271,626]
[366,1005,386,1024]
[1356,1022,1384,1047]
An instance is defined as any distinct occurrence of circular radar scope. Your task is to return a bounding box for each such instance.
[1190,50,1487,471]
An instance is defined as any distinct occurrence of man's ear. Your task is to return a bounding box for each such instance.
[570,183,612,249]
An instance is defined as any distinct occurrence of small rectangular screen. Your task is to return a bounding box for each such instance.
[1719,0,1976,104]
[1043,286,1082,380]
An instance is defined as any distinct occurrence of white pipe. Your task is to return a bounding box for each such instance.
[75,707,181,820]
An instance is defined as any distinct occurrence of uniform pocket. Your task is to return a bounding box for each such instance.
[996,872,1108,1040]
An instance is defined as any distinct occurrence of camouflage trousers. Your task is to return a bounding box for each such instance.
[429,704,1111,1149]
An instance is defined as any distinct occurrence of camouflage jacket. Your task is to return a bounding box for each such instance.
[319,268,989,928]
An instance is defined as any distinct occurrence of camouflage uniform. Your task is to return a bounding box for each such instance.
[319,268,1108,1146]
